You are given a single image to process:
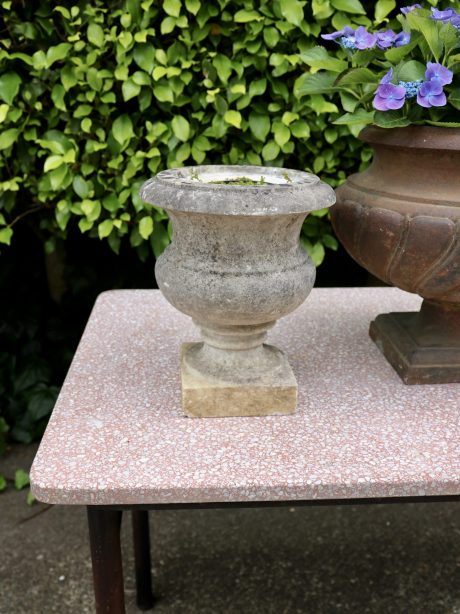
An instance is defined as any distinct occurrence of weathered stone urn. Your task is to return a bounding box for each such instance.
[331,126,460,384]
[141,165,335,417]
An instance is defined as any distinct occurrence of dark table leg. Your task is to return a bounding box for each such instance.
[132,510,155,610]
[87,506,125,614]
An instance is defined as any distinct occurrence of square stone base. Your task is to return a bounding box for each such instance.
[180,343,297,418]
[370,312,460,385]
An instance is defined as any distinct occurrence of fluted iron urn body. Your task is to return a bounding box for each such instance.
[331,126,460,384]
[141,165,335,416]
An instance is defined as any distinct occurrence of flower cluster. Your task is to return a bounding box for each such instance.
[373,63,453,111]
[431,7,460,29]
[321,26,409,50]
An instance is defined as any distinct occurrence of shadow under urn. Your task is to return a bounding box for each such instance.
[332,126,460,384]
[141,165,335,417]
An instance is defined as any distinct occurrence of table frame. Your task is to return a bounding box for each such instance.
[87,494,460,613]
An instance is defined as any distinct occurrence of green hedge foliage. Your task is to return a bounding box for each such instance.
[0,0,382,265]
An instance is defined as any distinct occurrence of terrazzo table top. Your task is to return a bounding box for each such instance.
[30,288,460,505]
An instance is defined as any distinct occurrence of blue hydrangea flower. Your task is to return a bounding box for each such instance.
[394,31,411,47]
[398,80,423,98]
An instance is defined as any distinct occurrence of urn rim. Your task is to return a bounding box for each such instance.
[360,125,460,151]
[140,165,335,216]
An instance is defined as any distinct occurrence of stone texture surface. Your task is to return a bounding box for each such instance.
[30,288,460,506]
[6,445,460,614]
[181,342,297,417]
[141,165,335,416]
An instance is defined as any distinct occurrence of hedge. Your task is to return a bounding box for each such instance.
[0,0,396,267]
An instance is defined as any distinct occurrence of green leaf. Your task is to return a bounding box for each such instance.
[73,175,90,198]
[98,219,113,239]
[139,216,154,239]
[164,0,181,17]
[44,155,63,172]
[234,10,263,23]
[0,103,8,123]
[133,43,155,72]
[122,79,141,101]
[249,78,267,98]
[153,83,174,103]
[27,491,36,506]
[299,47,348,73]
[330,0,365,14]
[290,120,310,138]
[223,110,242,128]
[88,23,105,47]
[273,123,290,147]
[280,0,305,27]
[51,84,66,111]
[0,128,19,149]
[384,32,420,63]
[0,72,21,105]
[249,112,270,141]
[112,114,134,145]
[48,165,68,190]
[264,27,280,48]
[294,72,337,97]
[338,68,376,86]
[46,43,71,66]
[425,121,460,128]
[262,140,280,161]
[185,0,200,15]
[396,60,426,82]
[0,227,13,245]
[171,115,190,141]
[213,55,233,83]
[373,110,411,129]
[374,0,396,23]
[448,88,460,111]
[406,11,443,62]
[14,469,30,491]
[333,110,374,125]
[0,475,6,492]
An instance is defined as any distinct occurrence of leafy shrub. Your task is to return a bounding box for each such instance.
[0,0,390,266]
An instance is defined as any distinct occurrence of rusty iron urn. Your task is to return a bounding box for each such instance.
[331,126,460,384]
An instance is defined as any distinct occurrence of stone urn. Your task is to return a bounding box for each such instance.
[331,126,460,384]
[140,165,335,417]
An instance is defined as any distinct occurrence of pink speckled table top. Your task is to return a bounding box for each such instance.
[30,288,460,506]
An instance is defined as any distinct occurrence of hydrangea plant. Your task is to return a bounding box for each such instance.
[295,3,460,131]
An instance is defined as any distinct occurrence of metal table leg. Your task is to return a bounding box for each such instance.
[132,510,155,610]
[87,506,125,614]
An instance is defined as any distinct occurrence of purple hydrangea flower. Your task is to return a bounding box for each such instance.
[373,82,406,110]
[425,62,453,86]
[377,30,397,49]
[321,26,354,41]
[380,68,394,84]
[353,26,378,49]
[417,80,447,108]
[394,31,411,47]
[401,4,421,14]
[322,26,377,50]
[431,7,458,22]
